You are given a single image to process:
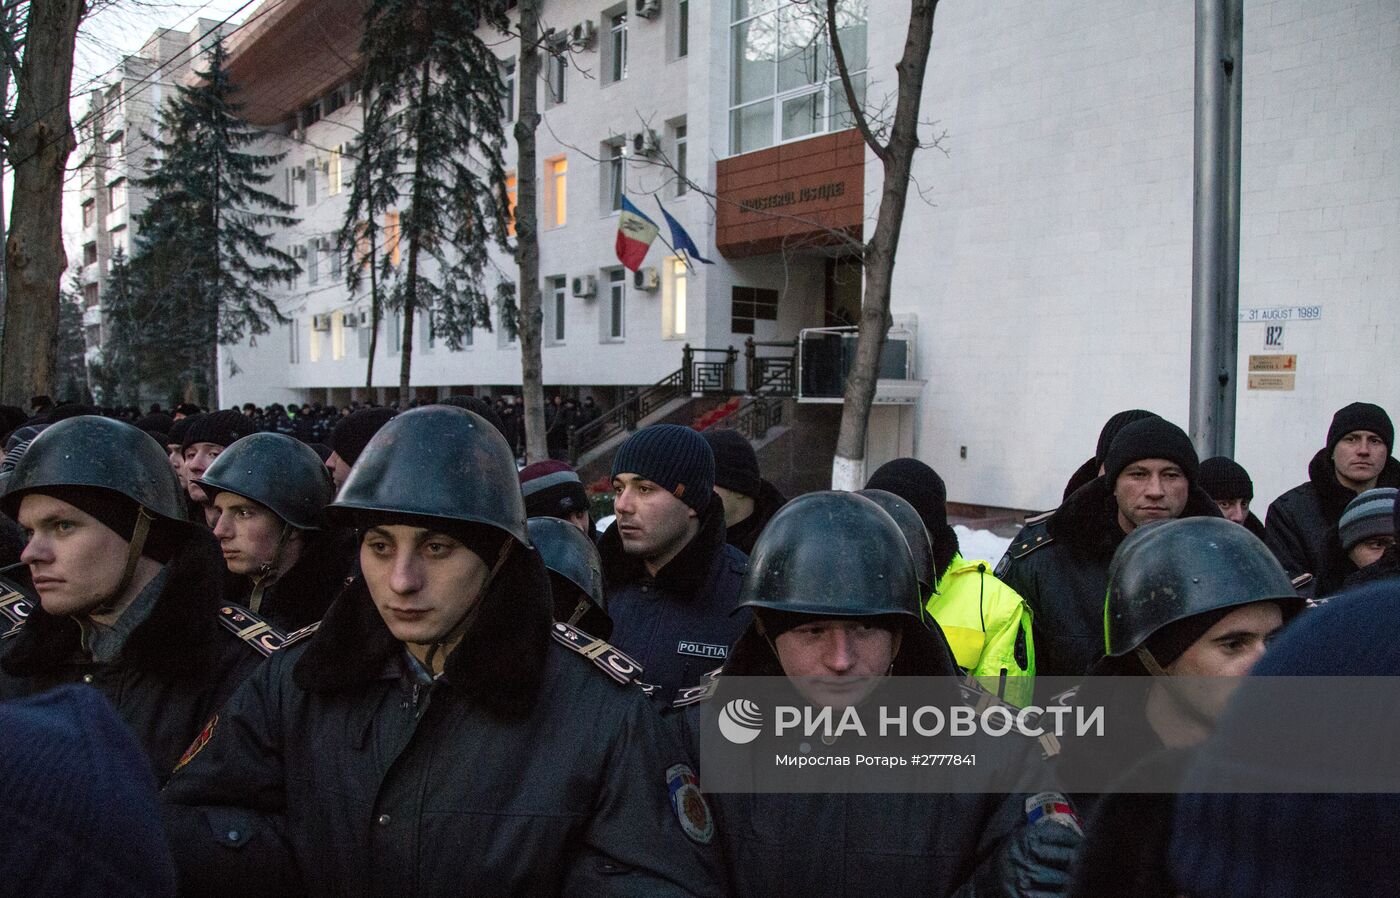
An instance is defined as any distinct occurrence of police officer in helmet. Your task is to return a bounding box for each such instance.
[674,491,1080,898]
[0,416,260,783]
[529,515,613,639]
[162,406,724,897]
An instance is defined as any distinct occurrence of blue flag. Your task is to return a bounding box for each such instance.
[656,199,715,266]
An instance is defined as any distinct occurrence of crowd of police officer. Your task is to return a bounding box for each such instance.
[0,396,1395,898]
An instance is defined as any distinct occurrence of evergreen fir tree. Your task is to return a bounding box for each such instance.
[341,0,514,398]
[133,37,299,406]
[55,274,90,403]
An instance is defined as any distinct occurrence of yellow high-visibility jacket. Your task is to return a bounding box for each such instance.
[927,553,1035,707]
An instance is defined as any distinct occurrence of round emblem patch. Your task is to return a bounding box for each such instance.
[666,763,714,845]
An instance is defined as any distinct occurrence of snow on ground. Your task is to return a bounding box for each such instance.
[954,524,1013,565]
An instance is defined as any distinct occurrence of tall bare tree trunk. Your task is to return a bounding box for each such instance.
[0,0,86,405]
[397,60,433,404]
[360,87,381,392]
[515,0,548,462]
[829,0,938,490]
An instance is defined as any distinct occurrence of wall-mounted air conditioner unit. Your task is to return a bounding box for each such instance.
[571,274,596,298]
[631,129,659,157]
[634,0,661,20]
[544,28,569,49]
[569,20,597,49]
[311,314,332,331]
[342,312,363,327]
[291,245,308,259]
[315,237,332,252]
[292,166,307,181]
[633,267,659,291]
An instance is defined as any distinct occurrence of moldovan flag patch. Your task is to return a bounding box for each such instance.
[615,196,659,272]
[666,763,714,845]
[173,715,218,773]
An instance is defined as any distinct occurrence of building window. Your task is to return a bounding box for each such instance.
[307,241,319,285]
[603,141,625,213]
[546,52,566,106]
[328,148,342,197]
[83,283,100,309]
[286,168,296,206]
[110,226,128,258]
[729,0,868,155]
[678,0,689,57]
[289,319,300,363]
[81,200,95,228]
[546,275,567,345]
[83,242,98,266]
[673,121,688,195]
[384,211,401,267]
[305,160,317,205]
[108,178,126,210]
[605,268,626,341]
[308,320,322,362]
[497,284,519,348]
[500,57,516,120]
[606,10,628,84]
[544,157,567,228]
[664,256,688,338]
[421,309,436,353]
[331,310,346,360]
[731,286,779,334]
[504,172,518,237]
[330,238,342,280]
[359,317,373,358]
[389,312,401,356]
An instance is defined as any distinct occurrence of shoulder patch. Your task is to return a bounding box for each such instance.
[1008,531,1055,561]
[551,621,643,685]
[173,714,218,774]
[217,604,316,657]
[673,677,719,709]
[666,763,714,845]
[1023,508,1056,526]
[0,587,33,632]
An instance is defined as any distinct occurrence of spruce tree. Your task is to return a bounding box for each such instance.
[133,37,299,406]
[341,0,514,399]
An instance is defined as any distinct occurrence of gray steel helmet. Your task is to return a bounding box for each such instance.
[528,516,607,637]
[196,432,333,530]
[855,488,936,592]
[0,415,187,524]
[1104,516,1304,659]
[328,405,529,545]
[738,491,921,620]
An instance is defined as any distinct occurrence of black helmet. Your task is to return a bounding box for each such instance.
[1104,517,1303,661]
[738,491,921,620]
[855,488,936,592]
[528,516,607,634]
[1,415,186,523]
[328,405,529,545]
[196,433,333,530]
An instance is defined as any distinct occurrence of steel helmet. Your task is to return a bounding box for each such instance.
[528,516,608,635]
[855,488,936,593]
[738,491,921,620]
[1,415,186,524]
[328,405,529,545]
[196,433,333,530]
[1104,516,1303,660]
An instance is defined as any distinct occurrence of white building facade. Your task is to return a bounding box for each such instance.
[219,0,1400,512]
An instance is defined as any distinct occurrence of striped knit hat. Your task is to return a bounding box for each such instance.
[1339,487,1398,550]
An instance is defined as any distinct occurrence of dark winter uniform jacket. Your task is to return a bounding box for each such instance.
[599,501,749,702]
[996,477,1222,682]
[161,545,726,898]
[0,531,262,785]
[1264,449,1400,597]
[723,479,787,557]
[674,621,1071,898]
[223,527,357,633]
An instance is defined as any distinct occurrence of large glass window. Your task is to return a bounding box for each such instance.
[604,142,625,213]
[544,156,567,228]
[678,0,689,57]
[607,11,628,84]
[500,57,516,120]
[550,276,567,343]
[729,0,867,154]
[546,52,566,106]
[606,269,626,340]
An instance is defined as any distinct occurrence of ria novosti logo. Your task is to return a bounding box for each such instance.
[717,699,764,744]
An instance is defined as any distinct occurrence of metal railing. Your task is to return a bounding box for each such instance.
[703,394,787,442]
[567,368,686,463]
[744,338,797,396]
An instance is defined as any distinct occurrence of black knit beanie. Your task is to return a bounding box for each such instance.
[1142,606,1236,669]
[1104,418,1200,485]
[180,409,257,452]
[865,457,948,536]
[703,429,762,499]
[611,424,714,513]
[1096,410,1160,466]
[38,486,184,563]
[1198,456,1253,501]
[329,407,396,465]
[1327,402,1393,453]
[167,415,195,448]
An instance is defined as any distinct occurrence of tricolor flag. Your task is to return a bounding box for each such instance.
[615,196,660,272]
[656,199,715,266]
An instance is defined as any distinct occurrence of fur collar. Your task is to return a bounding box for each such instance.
[1049,476,1223,563]
[1,529,229,678]
[1062,456,1101,503]
[1306,448,1400,523]
[228,527,357,631]
[292,541,553,719]
[931,524,961,583]
[598,498,730,598]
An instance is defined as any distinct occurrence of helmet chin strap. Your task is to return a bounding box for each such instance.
[420,540,514,676]
[1135,647,1217,730]
[94,508,154,617]
[249,522,295,614]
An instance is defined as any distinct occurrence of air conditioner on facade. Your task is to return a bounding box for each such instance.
[569,20,598,49]
[291,245,308,259]
[633,267,659,291]
[342,312,363,327]
[544,27,569,49]
[311,314,332,331]
[315,237,333,252]
[634,0,661,19]
[292,166,307,181]
[631,129,659,156]
[572,274,596,298]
